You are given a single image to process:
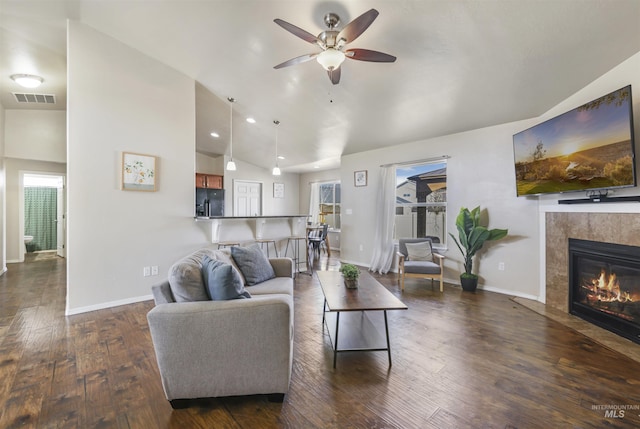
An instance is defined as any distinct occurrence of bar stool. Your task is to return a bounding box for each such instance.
[217,242,239,249]
[256,239,278,257]
[284,236,309,276]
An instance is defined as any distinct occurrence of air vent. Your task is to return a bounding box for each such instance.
[12,93,56,104]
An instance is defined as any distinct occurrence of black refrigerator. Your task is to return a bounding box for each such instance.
[195,188,225,217]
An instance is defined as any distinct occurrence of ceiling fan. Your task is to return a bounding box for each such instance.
[273,8,396,85]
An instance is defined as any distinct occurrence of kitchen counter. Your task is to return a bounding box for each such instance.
[195,215,310,246]
[195,215,309,220]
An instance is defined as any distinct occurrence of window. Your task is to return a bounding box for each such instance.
[319,182,341,229]
[395,161,446,244]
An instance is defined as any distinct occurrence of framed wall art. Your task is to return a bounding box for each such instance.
[354,170,368,187]
[122,152,157,192]
[274,182,285,198]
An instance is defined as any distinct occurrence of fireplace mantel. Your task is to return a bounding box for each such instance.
[539,201,640,214]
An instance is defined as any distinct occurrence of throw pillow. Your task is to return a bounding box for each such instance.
[201,255,251,300]
[167,253,210,302]
[405,241,433,262]
[231,244,276,286]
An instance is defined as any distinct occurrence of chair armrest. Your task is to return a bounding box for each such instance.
[270,258,294,278]
[433,252,445,267]
[147,295,294,400]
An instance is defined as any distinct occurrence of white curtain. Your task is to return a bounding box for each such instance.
[369,165,397,274]
[308,182,320,224]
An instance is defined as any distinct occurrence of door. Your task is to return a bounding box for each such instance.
[234,181,262,217]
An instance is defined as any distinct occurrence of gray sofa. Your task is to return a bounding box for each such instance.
[147,248,294,408]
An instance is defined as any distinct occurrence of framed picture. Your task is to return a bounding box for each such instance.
[274,182,285,198]
[122,152,157,191]
[354,170,368,187]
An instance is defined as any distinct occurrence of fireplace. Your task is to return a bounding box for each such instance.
[569,238,640,345]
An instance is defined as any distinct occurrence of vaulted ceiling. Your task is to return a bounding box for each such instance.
[2,1,639,172]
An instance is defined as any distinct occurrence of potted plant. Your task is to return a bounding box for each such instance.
[449,206,508,292]
[339,263,360,289]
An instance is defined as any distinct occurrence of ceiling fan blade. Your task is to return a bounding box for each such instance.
[337,9,379,44]
[274,19,319,44]
[345,48,396,63]
[328,67,341,85]
[274,53,318,69]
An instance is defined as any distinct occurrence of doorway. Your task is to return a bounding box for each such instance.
[233,180,262,217]
[19,172,66,260]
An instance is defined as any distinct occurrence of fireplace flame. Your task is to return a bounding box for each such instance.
[584,269,633,303]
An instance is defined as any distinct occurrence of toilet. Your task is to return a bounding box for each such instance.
[23,235,34,255]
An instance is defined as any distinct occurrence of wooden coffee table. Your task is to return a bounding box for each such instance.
[316,270,408,368]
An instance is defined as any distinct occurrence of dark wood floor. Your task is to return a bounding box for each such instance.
[1,251,640,428]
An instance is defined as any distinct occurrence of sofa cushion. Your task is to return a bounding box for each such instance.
[231,244,276,286]
[245,276,294,296]
[405,241,433,262]
[404,260,441,274]
[201,256,251,300]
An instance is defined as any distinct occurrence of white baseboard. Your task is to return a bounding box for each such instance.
[66,294,154,316]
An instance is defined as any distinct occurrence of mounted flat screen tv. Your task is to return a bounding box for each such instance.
[513,85,635,197]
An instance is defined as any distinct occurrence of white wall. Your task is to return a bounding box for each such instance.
[2,109,67,263]
[196,152,224,175]
[66,21,208,314]
[222,156,299,217]
[340,50,640,300]
[298,168,340,215]
[0,103,5,274]
[340,123,539,299]
[4,110,66,163]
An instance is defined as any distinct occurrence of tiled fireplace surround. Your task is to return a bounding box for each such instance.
[540,205,640,360]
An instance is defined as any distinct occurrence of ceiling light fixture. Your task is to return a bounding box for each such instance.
[210,132,219,138]
[316,48,345,71]
[10,74,43,88]
[226,97,237,171]
[246,117,256,124]
[272,120,281,176]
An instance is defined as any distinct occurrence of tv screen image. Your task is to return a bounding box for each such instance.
[513,85,635,197]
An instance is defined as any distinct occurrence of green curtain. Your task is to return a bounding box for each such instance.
[24,187,57,252]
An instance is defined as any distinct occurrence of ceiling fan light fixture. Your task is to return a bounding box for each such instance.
[316,48,345,71]
[11,74,43,88]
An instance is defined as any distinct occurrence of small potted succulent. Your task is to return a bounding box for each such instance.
[339,263,360,289]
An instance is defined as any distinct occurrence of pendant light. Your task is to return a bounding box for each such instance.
[226,97,237,171]
[272,120,281,176]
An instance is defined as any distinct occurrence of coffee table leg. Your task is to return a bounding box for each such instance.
[384,310,392,366]
[322,299,327,326]
[333,311,340,368]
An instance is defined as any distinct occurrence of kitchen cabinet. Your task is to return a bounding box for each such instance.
[196,173,223,189]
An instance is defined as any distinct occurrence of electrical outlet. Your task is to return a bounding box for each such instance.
[498,262,505,271]
[151,266,158,276]
[143,266,151,277]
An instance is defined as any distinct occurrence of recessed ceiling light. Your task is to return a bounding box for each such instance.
[210,132,220,138]
[278,155,285,160]
[10,74,43,88]
[246,117,256,124]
